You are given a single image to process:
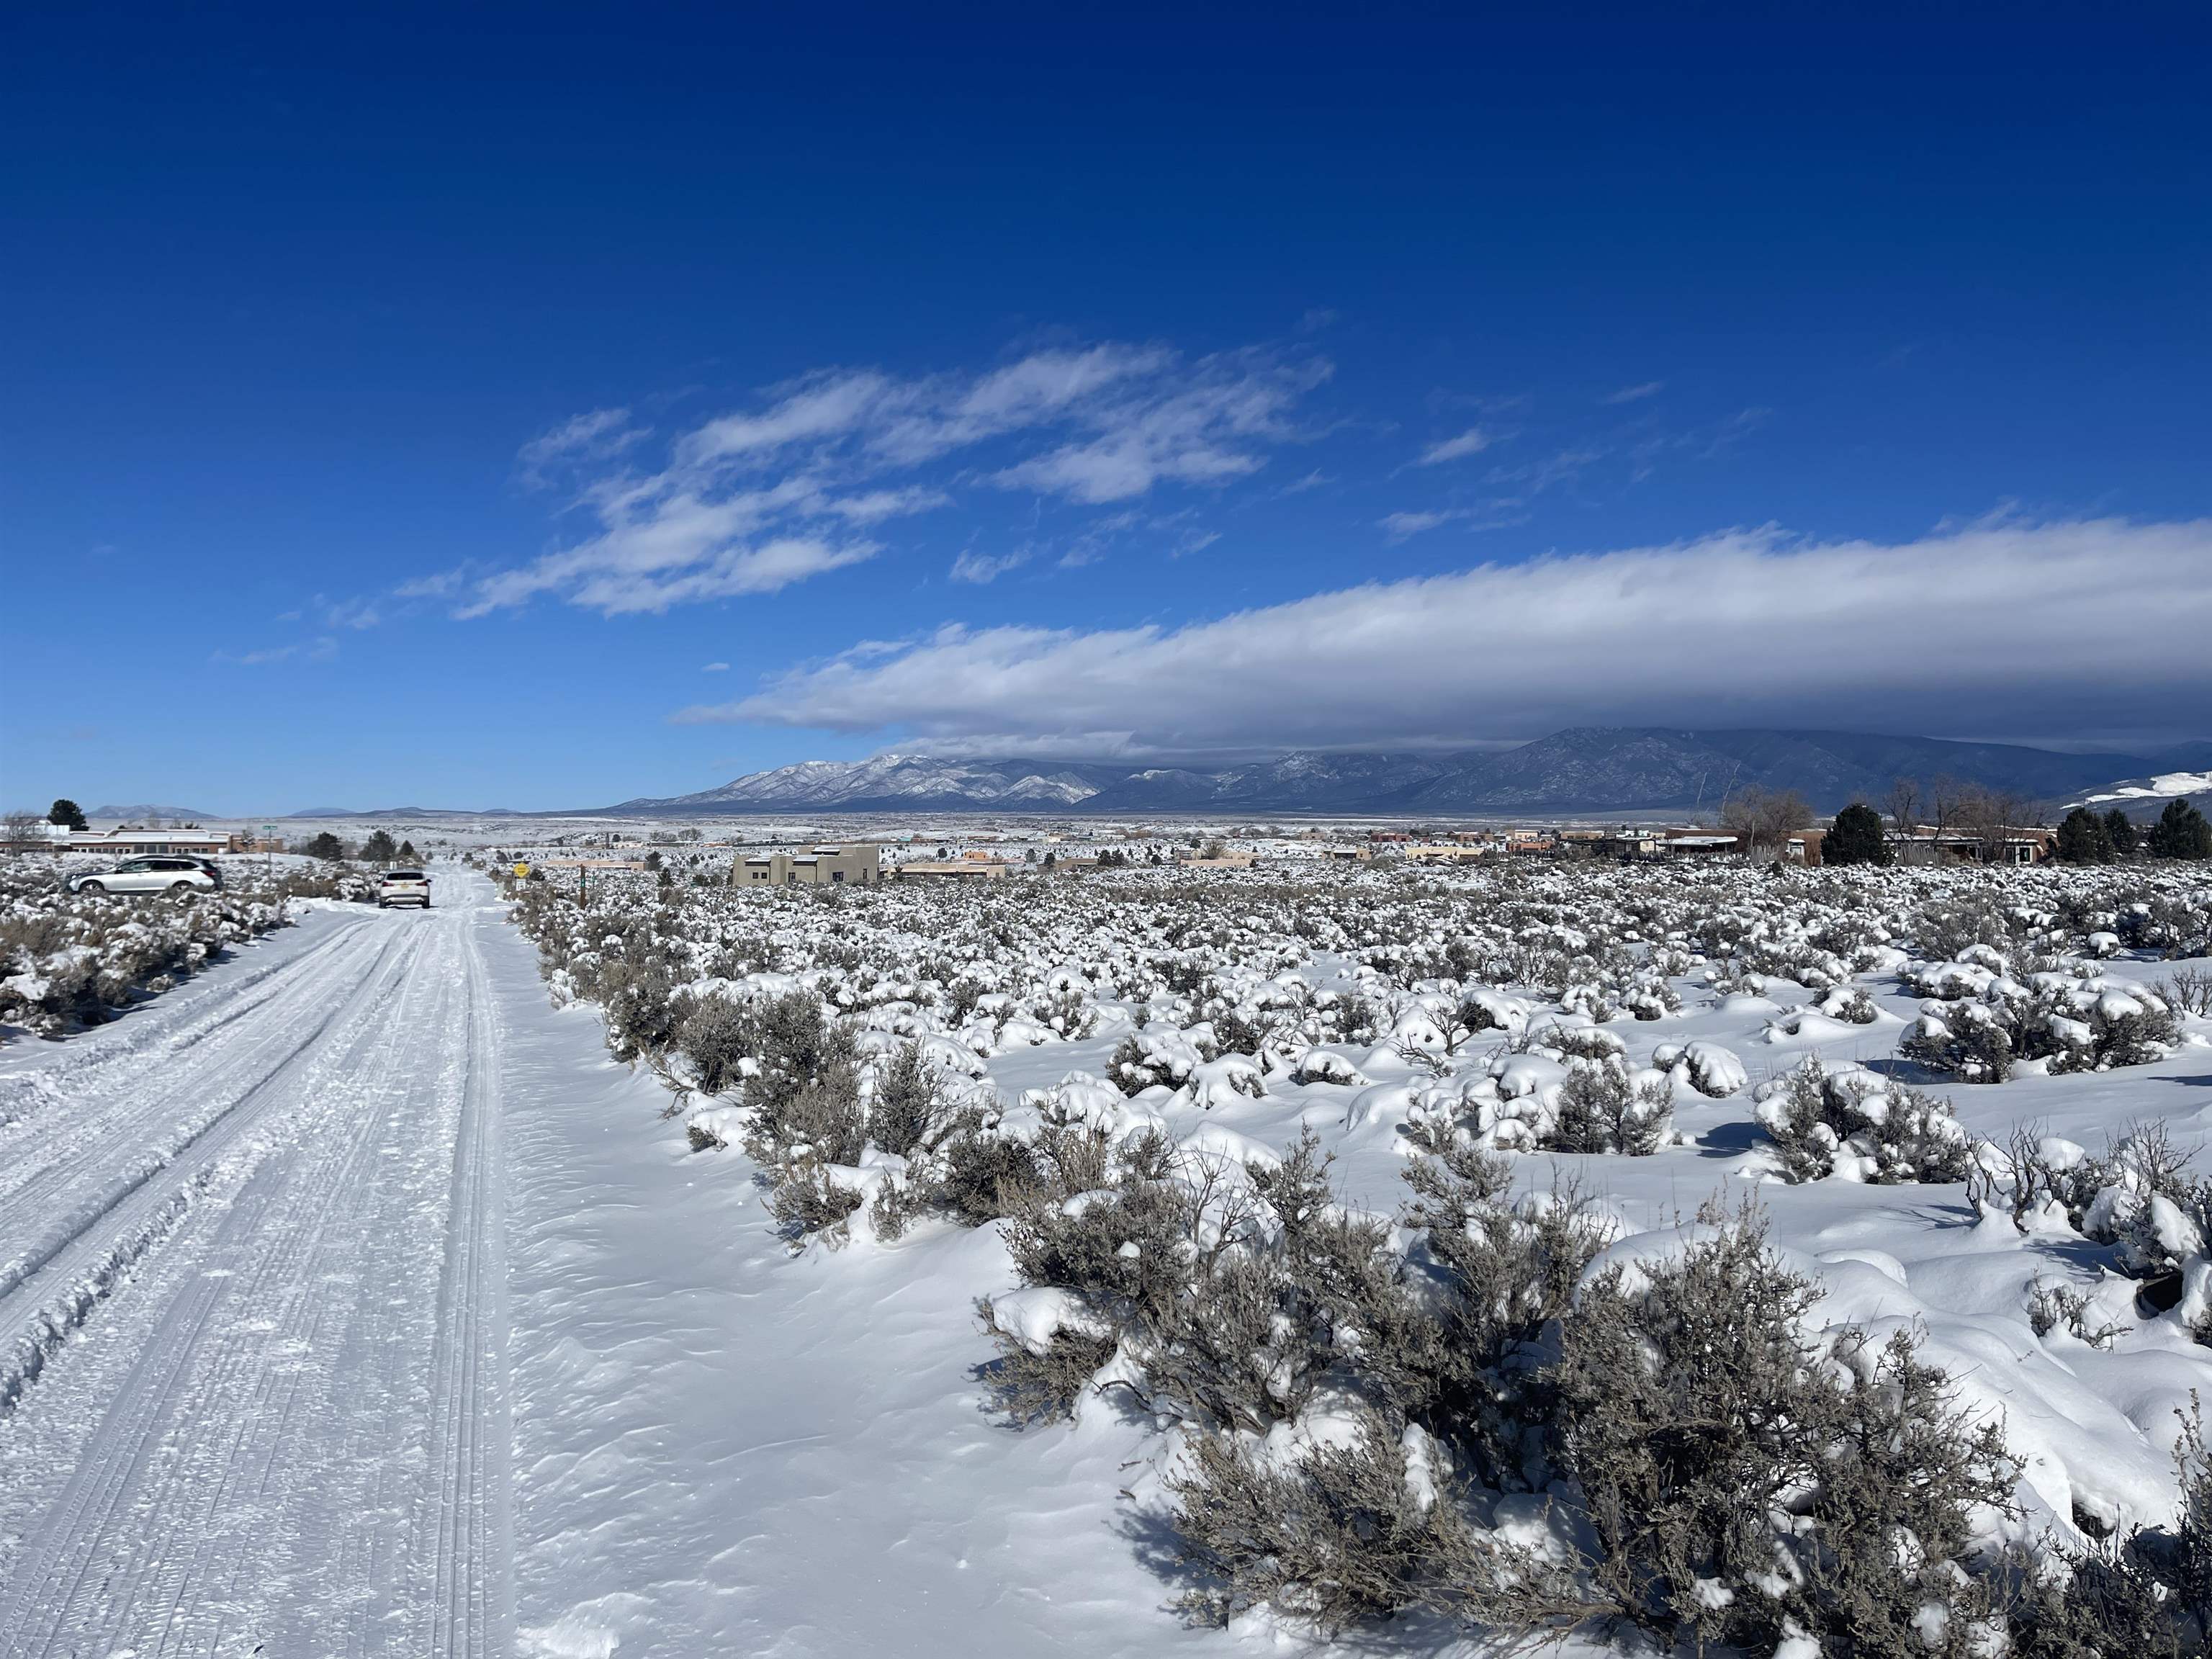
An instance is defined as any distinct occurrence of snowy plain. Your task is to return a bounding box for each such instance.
[1,855,2207,1656]
[503,855,2212,1655]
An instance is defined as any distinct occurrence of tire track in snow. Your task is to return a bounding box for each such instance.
[0,914,395,1290]
[0,909,375,1138]
[0,922,407,1416]
[0,878,517,1658]
[0,920,433,1647]
[416,907,515,1658]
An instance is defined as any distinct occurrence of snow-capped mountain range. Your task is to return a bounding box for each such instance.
[600,728,2212,817]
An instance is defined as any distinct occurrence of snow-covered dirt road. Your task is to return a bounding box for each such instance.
[0,879,511,1658]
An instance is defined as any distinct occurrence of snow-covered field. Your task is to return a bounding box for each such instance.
[1,854,2206,1655]
[507,856,2212,1655]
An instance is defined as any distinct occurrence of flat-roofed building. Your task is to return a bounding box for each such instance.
[732,843,884,887]
[67,828,239,857]
[894,858,1017,880]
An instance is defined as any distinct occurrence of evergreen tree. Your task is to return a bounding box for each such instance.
[2148,798,2212,860]
[47,798,87,831]
[301,831,349,861]
[2054,806,2113,865]
[397,839,419,862]
[1822,801,1890,866]
[2103,808,2139,858]
[360,829,400,864]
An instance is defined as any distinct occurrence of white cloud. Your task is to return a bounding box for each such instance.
[1380,509,1456,540]
[1604,381,1664,404]
[567,536,878,616]
[682,372,891,465]
[991,351,1328,503]
[1419,426,1500,464]
[823,486,953,523]
[1380,501,1526,541]
[316,595,382,630]
[441,341,1323,618]
[949,549,1030,584]
[702,662,730,672]
[518,407,647,485]
[675,518,2212,752]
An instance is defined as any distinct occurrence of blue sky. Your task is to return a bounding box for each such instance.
[4,2,2208,813]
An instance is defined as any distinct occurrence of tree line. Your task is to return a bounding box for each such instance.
[297,830,418,865]
[1722,776,2211,867]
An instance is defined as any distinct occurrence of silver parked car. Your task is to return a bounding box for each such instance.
[68,856,222,896]
[378,869,431,909]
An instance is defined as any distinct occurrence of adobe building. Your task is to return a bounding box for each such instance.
[732,843,884,887]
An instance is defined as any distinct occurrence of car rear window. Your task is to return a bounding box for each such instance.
[384,871,428,881]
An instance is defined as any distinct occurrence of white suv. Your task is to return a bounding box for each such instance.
[68,857,222,897]
[378,869,432,909]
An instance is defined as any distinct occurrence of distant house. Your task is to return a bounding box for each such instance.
[1889,828,2053,866]
[1661,833,1740,860]
[66,828,238,858]
[1663,830,1825,864]
[1588,830,1666,860]
[732,843,884,887]
[894,858,1016,881]
[1401,844,1488,863]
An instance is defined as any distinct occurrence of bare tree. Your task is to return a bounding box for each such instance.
[1882,776,1920,836]
[1722,786,1813,863]
[1951,786,2035,864]
[1,809,44,852]
[1924,774,1964,858]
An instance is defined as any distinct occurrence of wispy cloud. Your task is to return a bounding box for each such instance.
[949,549,1030,584]
[1418,426,1501,464]
[213,636,340,667]
[1625,407,1769,481]
[1485,445,1603,495]
[517,407,648,487]
[675,518,2212,753]
[435,341,1326,617]
[316,594,382,630]
[702,662,730,672]
[1380,509,1457,541]
[991,350,1327,503]
[1380,501,1527,541]
[1603,381,1664,404]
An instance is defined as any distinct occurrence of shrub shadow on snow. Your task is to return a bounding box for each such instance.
[1689,1118,1766,1158]
[1113,1503,1458,1653]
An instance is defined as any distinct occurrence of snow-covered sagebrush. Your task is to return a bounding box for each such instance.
[505,854,2212,1650]
[0,865,343,1037]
